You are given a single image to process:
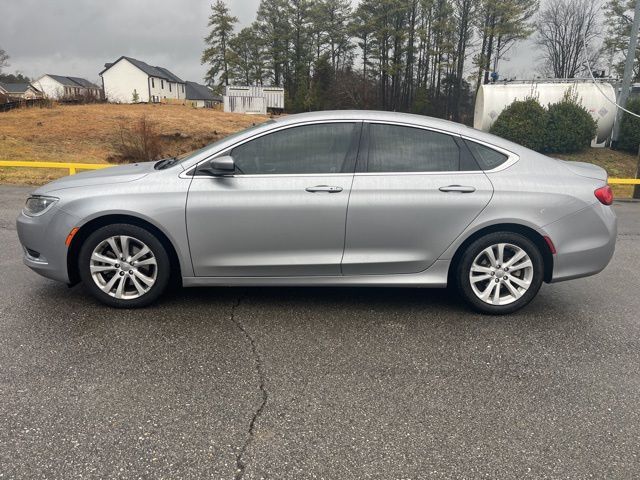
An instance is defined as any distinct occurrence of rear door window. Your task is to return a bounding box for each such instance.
[366,124,460,172]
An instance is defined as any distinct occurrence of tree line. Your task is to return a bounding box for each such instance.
[202,0,540,122]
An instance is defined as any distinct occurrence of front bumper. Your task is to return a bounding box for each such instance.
[16,207,80,283]
[541,202,617,283]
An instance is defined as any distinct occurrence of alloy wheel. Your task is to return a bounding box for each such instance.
[89,235,158,299]
[469,243,534,306]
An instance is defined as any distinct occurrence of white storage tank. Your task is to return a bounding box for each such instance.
[225,86,285,112]
[223,95,266,114]
[474,81,617,143]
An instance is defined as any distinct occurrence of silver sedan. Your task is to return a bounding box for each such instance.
[16,111,617,314]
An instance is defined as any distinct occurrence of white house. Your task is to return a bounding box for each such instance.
[32,75,101,100]
[100,56,186,104]
[0,82,43,100]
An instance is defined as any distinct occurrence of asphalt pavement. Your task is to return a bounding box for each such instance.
[1,185,639,479]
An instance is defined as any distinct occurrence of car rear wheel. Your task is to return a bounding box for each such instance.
[78,224,170,308]
[456,232,544,314]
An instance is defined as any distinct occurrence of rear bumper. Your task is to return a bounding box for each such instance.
[16,207,79,284]
[541,202,617,283]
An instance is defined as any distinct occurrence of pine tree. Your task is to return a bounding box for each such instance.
[256,0,290,86]
[475,0,538,87]
[202,0,238,87]
[229,25,267,85]
[317,0,354,72]
[351,0,377,104]
[288,0,314,107]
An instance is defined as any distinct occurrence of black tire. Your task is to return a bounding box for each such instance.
[456,232,544,315]
[78,223,171,308]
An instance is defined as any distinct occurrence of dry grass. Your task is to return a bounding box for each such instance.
[0,103,268,185]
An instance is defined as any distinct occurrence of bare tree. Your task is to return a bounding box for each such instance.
[0,47,9,73]
[110,116,163,163]
[536,0,600,79]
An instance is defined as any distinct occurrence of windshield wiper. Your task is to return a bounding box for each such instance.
[154,157,178,170]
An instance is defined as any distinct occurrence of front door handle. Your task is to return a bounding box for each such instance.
[439,185,476,193]
[305,185,343,193]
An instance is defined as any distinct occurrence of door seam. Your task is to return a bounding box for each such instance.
[339,123,365,275]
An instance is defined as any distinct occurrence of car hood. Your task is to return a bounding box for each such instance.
[33,162,157,195]
[557,159,608,182]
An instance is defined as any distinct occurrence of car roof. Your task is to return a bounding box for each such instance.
[273,110,469,133]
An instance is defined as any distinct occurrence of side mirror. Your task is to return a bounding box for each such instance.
[202,155,236,176]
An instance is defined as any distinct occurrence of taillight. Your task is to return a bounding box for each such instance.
[594,185,613,206]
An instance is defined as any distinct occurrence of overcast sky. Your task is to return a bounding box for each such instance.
[1,0,541,85]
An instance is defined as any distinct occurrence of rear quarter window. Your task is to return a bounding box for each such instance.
[464,140,509,170]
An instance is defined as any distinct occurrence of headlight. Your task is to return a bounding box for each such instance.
[23,195,58,217]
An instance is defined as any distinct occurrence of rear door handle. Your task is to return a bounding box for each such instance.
[305,185,343,193]
[439,185,476,193]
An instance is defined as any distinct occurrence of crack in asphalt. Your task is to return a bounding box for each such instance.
[229,292,268,480]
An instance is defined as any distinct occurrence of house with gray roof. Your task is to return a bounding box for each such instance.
[32,74,101,100]
[0,82,43,100]
[185,81,221,108]
[99,56,186,104]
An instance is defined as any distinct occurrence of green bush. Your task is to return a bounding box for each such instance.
[489,98,548,152]
[545,100,597,153]
[616,97,640,153]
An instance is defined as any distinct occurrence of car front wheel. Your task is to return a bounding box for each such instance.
[456,232,544,314]
[78,224,170,308]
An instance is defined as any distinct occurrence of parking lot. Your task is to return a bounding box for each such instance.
[1,184,639,479]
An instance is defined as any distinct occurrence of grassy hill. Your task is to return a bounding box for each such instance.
[0,103,268,185]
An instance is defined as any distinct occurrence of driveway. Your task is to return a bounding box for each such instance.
[1,185,639,479]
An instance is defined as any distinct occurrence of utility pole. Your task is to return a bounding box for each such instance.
[612,0,640,146]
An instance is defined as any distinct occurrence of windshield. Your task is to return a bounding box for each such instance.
[173,120,275,164]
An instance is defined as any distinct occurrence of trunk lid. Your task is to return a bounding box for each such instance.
[557,159,608,182]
